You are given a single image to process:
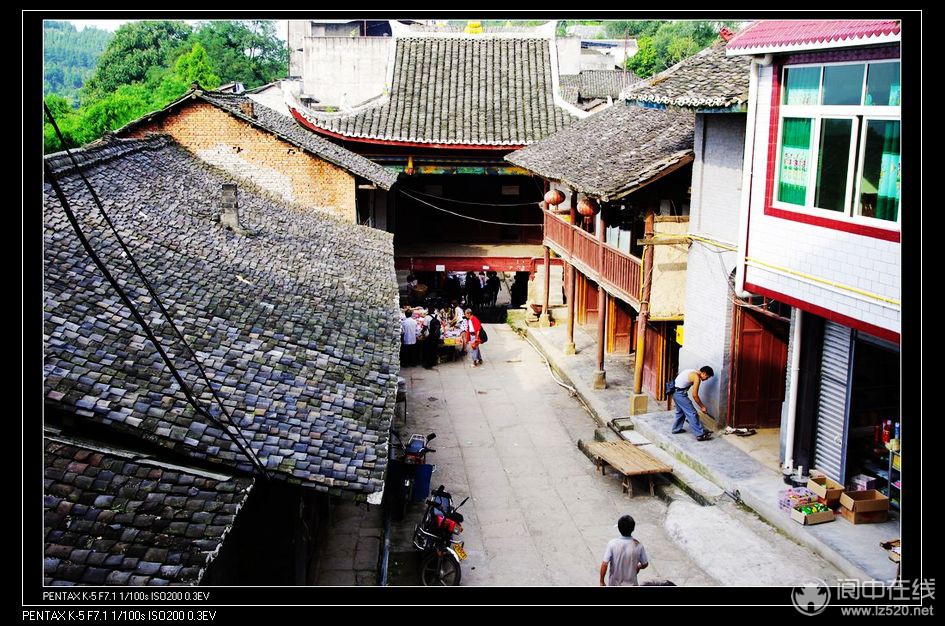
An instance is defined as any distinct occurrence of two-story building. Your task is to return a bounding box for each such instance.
[727,20,902,496]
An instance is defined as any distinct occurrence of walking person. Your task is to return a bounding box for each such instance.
[486,271,501,308]
[600,515,649,586]
[464,308,484,367]
[670,366,714,441]
[400,308,418,367]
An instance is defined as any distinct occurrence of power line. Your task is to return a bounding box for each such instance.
[405,187,544,207]
[399,189,544,227]
[44,104,270,479]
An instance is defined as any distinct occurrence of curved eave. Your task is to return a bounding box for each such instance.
[289,107,526,151]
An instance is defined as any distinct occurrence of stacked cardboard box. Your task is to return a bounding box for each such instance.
[839,490,889,524]
[807,473,845,507]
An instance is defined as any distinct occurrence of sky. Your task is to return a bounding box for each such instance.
[67,19,289,41]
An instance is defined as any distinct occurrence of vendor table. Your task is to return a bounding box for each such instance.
[585,441,673,497]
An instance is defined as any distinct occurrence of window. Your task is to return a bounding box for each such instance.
[775,61,900,226]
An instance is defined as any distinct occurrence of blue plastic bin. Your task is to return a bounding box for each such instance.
[412,463,434,502]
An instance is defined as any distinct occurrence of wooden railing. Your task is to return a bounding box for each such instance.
[543,210,642,306]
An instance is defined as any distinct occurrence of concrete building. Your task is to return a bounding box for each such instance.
[727,21,902,498]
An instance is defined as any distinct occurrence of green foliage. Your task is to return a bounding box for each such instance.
[191,20,287,90]
[625,20,741,78]
[43,21,112,106]
[82,20,192,103]
[174,42,220,89]
[44,20,287,153]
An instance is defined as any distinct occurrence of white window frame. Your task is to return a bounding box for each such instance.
[773,59,901,230]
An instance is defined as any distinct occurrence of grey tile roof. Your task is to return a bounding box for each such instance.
[118,90,398,190]
[291,37,578,146]
[505,103,695,202]
[560,70,641,104]
[44,437,253,586]
[44,136,400,498]
[622,42,751,111]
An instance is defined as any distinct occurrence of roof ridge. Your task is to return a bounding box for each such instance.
[44,135,173,177]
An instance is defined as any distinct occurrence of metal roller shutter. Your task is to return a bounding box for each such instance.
[812,322,852,483]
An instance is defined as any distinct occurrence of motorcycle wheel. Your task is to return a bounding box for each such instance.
[399,479,412,520]
[419,550,461,586]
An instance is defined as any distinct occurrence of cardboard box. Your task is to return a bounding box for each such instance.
[840,489,889,513]
[807,475,844,505]
[840,507,888,525]
[791,507,836,526]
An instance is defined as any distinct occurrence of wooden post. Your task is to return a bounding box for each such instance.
[593,205,607,389]
[633,209,655,396]
[539,246,551,327]
[564,191,578,354]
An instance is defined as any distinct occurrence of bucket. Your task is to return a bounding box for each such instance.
[412,463,434,502]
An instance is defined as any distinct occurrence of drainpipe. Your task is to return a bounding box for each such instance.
[783,309,803,473]
[734,54,771,297]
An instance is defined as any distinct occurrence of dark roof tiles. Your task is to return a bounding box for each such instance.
[44,136,400,496]
[623,43,751,110]
[506,103,694,202]
[293,37,577,146]
[44,438,252,586]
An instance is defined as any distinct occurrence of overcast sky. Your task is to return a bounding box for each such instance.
[66,19,289,41]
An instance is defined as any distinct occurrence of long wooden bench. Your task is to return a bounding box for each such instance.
[585,441,673,497]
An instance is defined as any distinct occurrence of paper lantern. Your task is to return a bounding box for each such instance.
[543,189,565,207]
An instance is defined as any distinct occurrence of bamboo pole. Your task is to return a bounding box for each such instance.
[633,209,655,395]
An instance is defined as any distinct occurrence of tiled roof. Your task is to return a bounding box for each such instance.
[290,36,578,146]
[44,136,400,498]
[727,20,901,54]
[118,90,398,190]
[505,103,694,202]
[560,70,641,106]
[44,437,253,586]
[623,43,751,111]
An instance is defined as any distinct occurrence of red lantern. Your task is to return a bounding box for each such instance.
[577,197,600,224]
[543,189,565,207]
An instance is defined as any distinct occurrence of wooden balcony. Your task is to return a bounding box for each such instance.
[543,210,642,308]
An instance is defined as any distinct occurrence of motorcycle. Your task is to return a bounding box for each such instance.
[412,484,468,586]
[388,430,436,520]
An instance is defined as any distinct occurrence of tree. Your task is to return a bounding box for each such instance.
[43,21,113,106]
[192,20,287,89]
[625,20,741,78]
[82,20,191,103]
[174,42,220,89]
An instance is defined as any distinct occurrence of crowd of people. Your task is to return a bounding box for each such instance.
[400,299,484,369]
[406,271,503,310]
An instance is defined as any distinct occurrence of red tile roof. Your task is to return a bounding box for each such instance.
[727,20,900,54]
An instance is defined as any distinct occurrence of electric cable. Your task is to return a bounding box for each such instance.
[44,105,270,478]
[405,187,544,207]
[399,189,544,227]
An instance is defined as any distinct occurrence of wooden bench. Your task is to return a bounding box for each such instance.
[585,441,673,497]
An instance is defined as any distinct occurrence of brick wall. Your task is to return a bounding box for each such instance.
[125,102,357,222]
[744,65,901,337]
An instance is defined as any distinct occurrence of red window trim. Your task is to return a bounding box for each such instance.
[763,48,901,244]
[744,281,900,344]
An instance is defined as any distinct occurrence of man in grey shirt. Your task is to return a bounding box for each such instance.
[600,515,649,586]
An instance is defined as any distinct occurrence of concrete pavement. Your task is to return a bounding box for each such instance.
[388,321,845,586]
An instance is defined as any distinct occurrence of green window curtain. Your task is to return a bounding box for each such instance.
[876,121,901,221]
[784,67,821,105]
[778,118,813,205]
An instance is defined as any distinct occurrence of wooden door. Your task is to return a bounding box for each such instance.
[607,298,634,354]
[582,278,600,327]
[731,307,789,428]
[642,322,667,401]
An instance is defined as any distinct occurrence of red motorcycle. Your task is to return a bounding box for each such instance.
[388,431,436,520]
[412,484,468,586]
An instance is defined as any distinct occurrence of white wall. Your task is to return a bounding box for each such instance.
[556,39,582,75]
[300,37,391,107]
[678,113,746,421]
[744,66,901,336]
